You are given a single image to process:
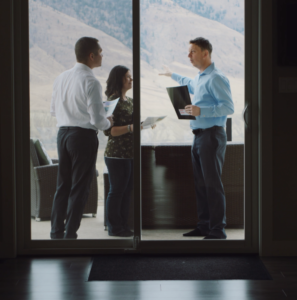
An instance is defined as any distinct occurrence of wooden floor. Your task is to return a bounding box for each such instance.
[0,256,297,299]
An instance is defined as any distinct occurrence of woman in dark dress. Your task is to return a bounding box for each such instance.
[104,65,134,237]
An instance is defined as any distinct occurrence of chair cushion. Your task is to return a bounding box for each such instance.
[33,139,53,166]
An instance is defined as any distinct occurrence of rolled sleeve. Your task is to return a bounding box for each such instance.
[87,80,111,131]
[200,75,234,118]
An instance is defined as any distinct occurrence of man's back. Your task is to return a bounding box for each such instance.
[51,62,108,131]
[50,36,113,240]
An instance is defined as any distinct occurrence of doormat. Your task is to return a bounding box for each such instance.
[88,254,272,281]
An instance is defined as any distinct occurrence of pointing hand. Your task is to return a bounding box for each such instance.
[159,65,172,77]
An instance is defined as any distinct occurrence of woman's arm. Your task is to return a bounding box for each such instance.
[111,124,133,136]
[111,124,146,136]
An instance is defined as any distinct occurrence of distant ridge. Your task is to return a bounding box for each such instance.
[37,0,244,54]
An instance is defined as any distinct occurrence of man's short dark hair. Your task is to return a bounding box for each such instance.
[75,37,100,62]
[189,37,213,57]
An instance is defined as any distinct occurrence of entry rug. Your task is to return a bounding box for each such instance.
[88,254,272,281]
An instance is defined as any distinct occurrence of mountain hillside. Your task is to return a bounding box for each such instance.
[37,0,244,58]
[32,0,244,78]
[171,0,244,33]
[140,0,244,78]
[36,0,133,48]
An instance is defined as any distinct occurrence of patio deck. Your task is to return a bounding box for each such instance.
[31,204,244,240]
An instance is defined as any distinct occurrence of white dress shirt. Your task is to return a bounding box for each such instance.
[50,63,110,131]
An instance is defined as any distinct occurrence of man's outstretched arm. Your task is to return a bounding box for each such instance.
[159,65,195,94]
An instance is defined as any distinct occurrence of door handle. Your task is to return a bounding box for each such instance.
[242,104,249,128]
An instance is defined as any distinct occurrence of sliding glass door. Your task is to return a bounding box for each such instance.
[18,0,258,254]
[136,0,258,252]
[139,0,245,242]
[27,0,134,249]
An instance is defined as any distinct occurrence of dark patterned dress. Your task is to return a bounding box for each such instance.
[104,95,133,159]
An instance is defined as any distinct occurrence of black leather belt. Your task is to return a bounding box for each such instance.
[60,127,98,134]
[192,126,222,135]
[60,126,81,130]
[192,128,206,135]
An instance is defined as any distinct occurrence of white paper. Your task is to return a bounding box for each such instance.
[103,98,120,117]
[141,116,166,130]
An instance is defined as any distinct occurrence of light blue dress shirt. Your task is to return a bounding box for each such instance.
[171,63,234,130]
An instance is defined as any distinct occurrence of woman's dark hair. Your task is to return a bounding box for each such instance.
[105,65,130,99]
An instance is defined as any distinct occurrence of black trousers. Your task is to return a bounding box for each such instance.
[104,157,133,235]
[50,127,98,239]
[191,126,227,239]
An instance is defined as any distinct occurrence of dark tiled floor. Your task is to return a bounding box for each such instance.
[0,256,297,299]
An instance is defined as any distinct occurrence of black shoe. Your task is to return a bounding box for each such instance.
[124,228,134,234]
[183,228,209,237]
[119,230,134,237]
[203,235,226,240]
[124,229,134,236]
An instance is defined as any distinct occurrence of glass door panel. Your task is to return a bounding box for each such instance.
[140,0,245,241]
[29,0,134,241]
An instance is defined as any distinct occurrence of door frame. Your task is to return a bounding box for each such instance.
[14,0,260,255]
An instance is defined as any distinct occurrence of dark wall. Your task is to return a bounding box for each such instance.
[272,0,297,241]
[0,0,16,257]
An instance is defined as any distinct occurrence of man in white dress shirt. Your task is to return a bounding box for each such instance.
[50,37,113,239]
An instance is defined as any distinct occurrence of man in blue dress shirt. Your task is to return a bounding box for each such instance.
[160,37,234,239]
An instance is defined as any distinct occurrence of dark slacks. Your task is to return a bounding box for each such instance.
[104,157,133,235]
[50,127,98,239]
[191,126,227,238]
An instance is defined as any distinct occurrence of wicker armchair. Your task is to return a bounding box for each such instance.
[30,139,98,221]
